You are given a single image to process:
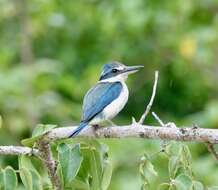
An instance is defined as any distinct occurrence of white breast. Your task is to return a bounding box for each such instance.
[102,82,129,120]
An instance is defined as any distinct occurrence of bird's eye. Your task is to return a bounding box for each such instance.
[112,69,118,73]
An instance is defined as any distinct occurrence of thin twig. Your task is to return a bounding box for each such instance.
[152,112,165,126]
[139,71,159,124]
[206,143,218,161]
[152,112,169,152]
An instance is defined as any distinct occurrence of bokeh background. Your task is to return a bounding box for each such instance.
[0,0,218,189]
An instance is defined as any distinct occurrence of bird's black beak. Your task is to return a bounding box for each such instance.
[123,65,144,74]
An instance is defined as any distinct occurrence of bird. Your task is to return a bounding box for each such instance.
[69,61,143,137]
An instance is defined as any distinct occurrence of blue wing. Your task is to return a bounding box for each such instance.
[81,82,122,123]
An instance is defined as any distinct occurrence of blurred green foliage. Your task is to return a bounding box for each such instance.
[0,0,218,189]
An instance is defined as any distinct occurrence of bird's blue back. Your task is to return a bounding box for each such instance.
[81,82,122,123]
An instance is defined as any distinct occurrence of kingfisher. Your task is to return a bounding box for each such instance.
[69,61,143,137]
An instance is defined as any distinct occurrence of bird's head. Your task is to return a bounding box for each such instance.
[99,61,144,82]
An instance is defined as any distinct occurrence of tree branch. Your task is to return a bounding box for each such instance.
[37,138,62,190]
[47,124,218,144]
[0,146,38,155]
[1,124,218,156]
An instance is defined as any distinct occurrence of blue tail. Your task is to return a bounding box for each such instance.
[69,122,87,138]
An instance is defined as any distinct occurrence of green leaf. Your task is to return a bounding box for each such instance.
[168,156,180,178]
[166,142,182,156]
[21,136,41,147]
[158,183,171,190]
[74,140,110,190]
[139,154,157,189]
[19,168,43,190]
[18,155,43,190]
[19,168,32,189]
[173,180,186,190]
[43,186,53,190]
[79,140,104,190]
[173,174,192,190]
[180,145,192,167]
[21,124,57,146]
[70,179,89,190]
[101,159,112,190]
[139,156,158,177]
[18,155,37,172]
[192,181,204,190]
[58,143,83,186]
[179,145,193,176]
[0,166,17,190]
[87,146,102,190]
[31,170,43,190]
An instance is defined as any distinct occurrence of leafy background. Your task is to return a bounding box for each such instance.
[0,0,218,189]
